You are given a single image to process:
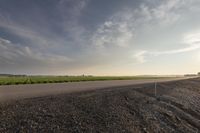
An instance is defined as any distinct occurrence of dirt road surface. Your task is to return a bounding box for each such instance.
[0,77,199,132]
[0,77,189,101]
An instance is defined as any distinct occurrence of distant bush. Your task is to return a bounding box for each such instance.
[43,81,48,83]
[5,82,11,85]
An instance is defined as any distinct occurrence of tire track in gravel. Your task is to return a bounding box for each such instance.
[133,88,200,131]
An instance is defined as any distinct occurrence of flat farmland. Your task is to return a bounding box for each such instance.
[0,76,170,85]
[0,77,199,132]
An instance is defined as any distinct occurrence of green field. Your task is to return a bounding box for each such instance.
[0,76,168,85]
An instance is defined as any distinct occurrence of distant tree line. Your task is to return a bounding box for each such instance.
[0,74,27,77]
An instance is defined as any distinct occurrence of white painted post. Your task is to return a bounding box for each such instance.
[155,82,157,97]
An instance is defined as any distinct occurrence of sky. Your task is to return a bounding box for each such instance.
[0,0,200,75]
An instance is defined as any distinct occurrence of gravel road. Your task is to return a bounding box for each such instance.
[0,77,199,132]
[0,77,189,101]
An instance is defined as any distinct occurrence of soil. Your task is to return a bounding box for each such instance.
[0,78,199,133]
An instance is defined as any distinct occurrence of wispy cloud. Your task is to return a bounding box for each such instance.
[154,31,200,55]
[134,31,200,63]
[0,12,67,50]
[58,0,90,44]
[91,20,133,48]
[91,0,194,49]
[0,0,91,50]
[132,51,147,63]
[0,37,72,73]
[153,45,200,55]
[0,0,200,74]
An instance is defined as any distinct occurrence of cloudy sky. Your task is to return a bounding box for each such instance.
[0,0,200,75]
